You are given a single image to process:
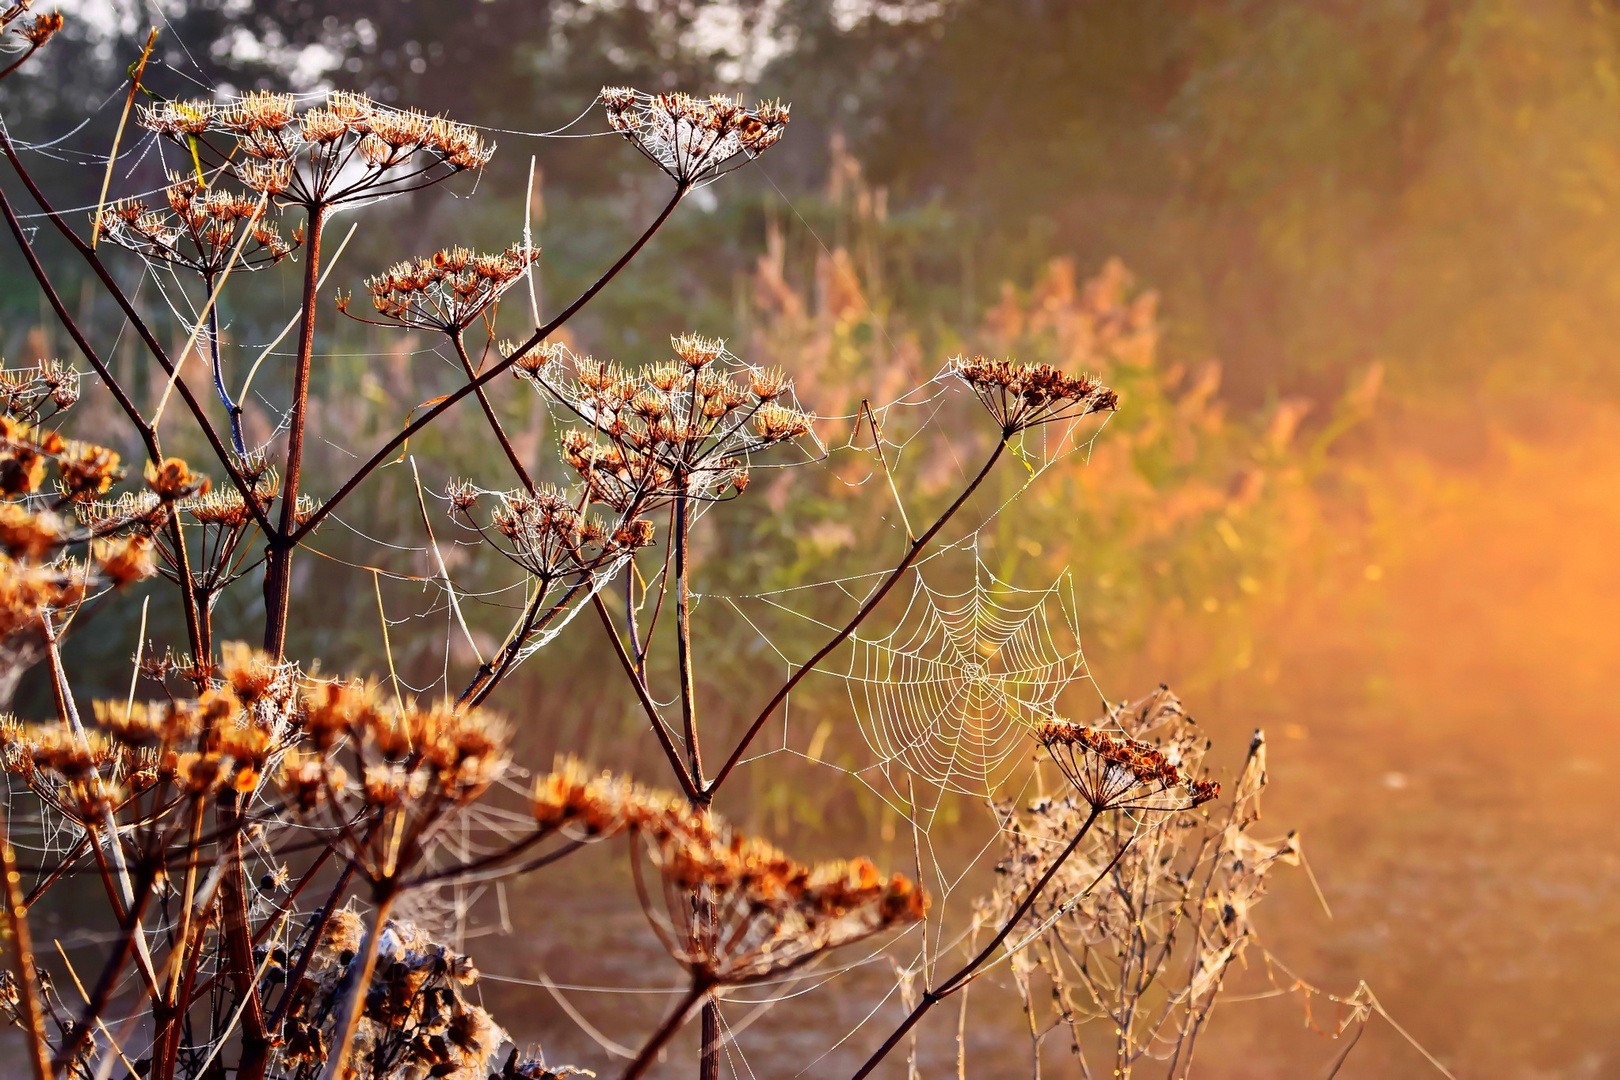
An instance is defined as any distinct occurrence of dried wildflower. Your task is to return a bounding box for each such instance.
[346,243,539,333]
[984,715,1300,1075]
[144,456,211,501]
[280,676,512,887]
[53,439,122,501]
[141,90,492,205]
[601,88,789,187]
[92,175,298,274]
[464,482,643,583]
[0,555,87,638]
[0,503,61,559]
[638,813,926,985]
[14,10,61,47]
[0,361,79,421]
[527,338,817,514]
[950,354,1118,434]
[93,534,156,586]
[1036,688,1219,812]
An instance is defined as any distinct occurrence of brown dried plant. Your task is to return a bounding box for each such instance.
[0,20,1358,1080]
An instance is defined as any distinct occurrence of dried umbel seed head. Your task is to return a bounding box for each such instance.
[445,478,481,514]
[531,757,687,838]
[95,176,297,274]
[601,87,790,187]
[1036,712,1219,813]
[753,402,812,441]
[15,10,63,47]
[638,812,927,984]
[672,333,723,369]
[140,89,492,206]
[93,534,157,587]
[0,361,80,422]
[950,355,1119,434]
[0,503,61,560]
[351,243,539,333]
[58,443,121,500]
[535,339,815,515]
[0,556,88,638]
[145,457,211,501]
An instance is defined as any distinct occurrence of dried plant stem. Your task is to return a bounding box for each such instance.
[319,889,397,1080]
[90,28,158,251]
[219,791,272,1080]
[673,488,704,789]
[619,979,710,1080]
[452,331,534,491]
[0,801,51,1080]
[590,590,700,800]
[707,436,1009,795]
[0,133,273,533]
[289,185,687,546]
[263,203,328,657]
[849,805,1101,1080]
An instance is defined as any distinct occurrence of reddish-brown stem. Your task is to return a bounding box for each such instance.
[262,203,328,658]
[590,590,701,801]
[618,979,711,1080]
[452,330,534,492]
[673,486,704,787]
[289,185,686,546]
[0,126,273,534]
[0,42,42,82]
[265,860,355,1034]
[706,436,1009,795]
[218,791,272,1078]
[0,801,51,1080]
[849,806,1121,1080]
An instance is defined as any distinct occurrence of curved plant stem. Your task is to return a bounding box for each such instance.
[618,979,710,1080]
[318,890,396,1080]
[706,436,1009,795]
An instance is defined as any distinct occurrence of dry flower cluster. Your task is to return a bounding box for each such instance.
[0,17,1344,1080]
[986,692,1302,1078]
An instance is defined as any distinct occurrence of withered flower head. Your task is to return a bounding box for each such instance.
[353,243,538,333]
[638,811,927,985]
[471,482,638,582]
[950,355,1118,434]
[0,361,80,422]
[93,534,157,587]
[533,338,816,516]
[144,456,211,501]
[282,676,513,885]
[601,87,789,187]
[0,503,61,560]
[15,10,62,47]
[94,175,296,274]
[1036,691,1219,813]
[140,90,492,207]
[53,439,122,501]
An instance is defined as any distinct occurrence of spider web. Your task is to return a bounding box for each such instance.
[841,547,1089,798]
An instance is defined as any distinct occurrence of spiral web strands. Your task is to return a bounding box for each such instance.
[843,550,1087,798]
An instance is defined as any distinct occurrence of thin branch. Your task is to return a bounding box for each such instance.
[706,436,1009,795]
[590,589,701,801]
[289,185,687,545]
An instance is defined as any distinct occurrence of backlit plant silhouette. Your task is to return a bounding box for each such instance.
[0,17,1390,1080]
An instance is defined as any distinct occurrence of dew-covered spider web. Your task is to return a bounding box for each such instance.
[841,548,1088,798]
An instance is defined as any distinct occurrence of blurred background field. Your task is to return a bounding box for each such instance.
[5,1,1619,1075]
